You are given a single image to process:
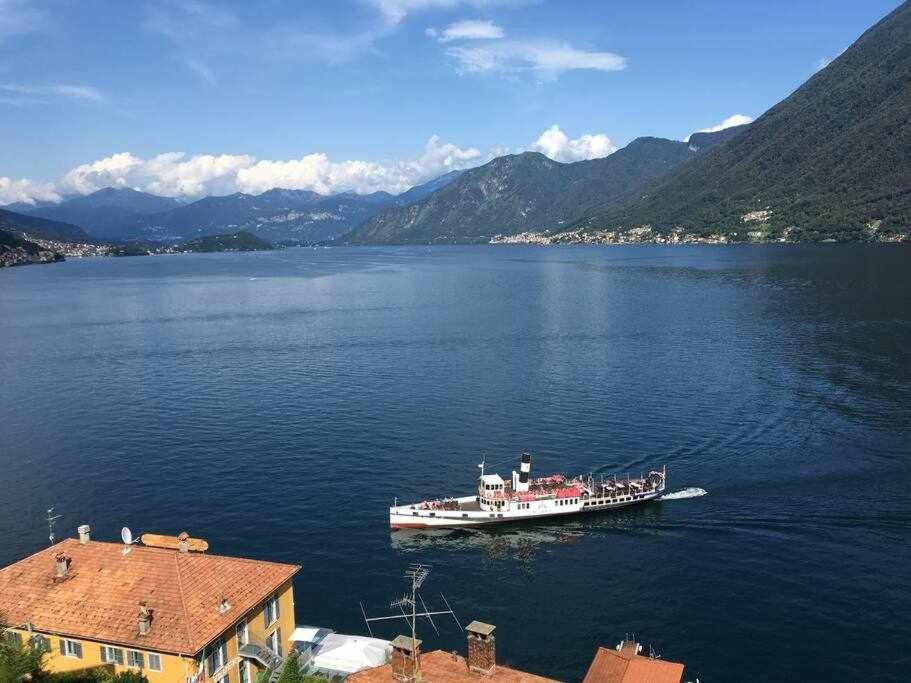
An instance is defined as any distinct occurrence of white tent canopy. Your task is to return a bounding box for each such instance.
[308,633,392,675]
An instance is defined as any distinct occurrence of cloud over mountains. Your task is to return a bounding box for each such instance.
[0,125,621,205]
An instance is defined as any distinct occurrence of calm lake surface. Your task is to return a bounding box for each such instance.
[1,245,909,681]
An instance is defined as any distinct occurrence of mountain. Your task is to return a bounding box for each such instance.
[393,169,464,207]
[10,188,182,241]
[577,2,911,240]
[136,189,395,244]
[345,131,739,244]
[179,231,273,252]
[0,207,91,243]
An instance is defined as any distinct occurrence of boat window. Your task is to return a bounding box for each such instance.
[462,513,468,518]
[429,512,435,517]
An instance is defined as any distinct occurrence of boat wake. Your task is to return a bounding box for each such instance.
[661,487,707,501]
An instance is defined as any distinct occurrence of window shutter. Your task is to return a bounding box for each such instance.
[115,648,124,665]
[74,642,83,659]
[59,640,65,656]
[264,607,269,628]
[276,628,282,657]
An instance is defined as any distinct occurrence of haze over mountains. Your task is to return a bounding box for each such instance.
[2,3,908,248]
[4,171,464,245]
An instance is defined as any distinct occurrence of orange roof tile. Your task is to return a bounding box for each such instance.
[348,649,557,683]
[583,646,684,683]
[0,538,299,655]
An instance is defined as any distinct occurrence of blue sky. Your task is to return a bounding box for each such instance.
[0,0,901,203]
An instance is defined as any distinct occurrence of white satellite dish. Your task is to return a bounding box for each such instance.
[121,527,134,545]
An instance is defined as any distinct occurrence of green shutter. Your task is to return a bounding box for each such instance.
[59,639,65,656]
[74,642,83,659]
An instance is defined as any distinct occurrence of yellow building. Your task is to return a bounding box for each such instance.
[0,526,299,683]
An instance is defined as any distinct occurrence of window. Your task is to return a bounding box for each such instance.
[60,639,83,659]
[267,628,282,657]
[206,639,227,676]
[218,675,230,683]
[264,595,279,627]
[4,632,22,646]
[101,646,124,665]
[30,635,49,653]
[236,619,248,647]
[127,650,144,668]
[148,653,162,672]
[239,660,250,683]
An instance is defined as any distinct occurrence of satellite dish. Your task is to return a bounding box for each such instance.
[121,527,133,545]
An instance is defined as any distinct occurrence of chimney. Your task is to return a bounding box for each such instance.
[178,532,189,553]
[466,621,496,676]
[390,635,421,681]
[138,602,153,636]
[77,524,91,545]
[54,553,70,579]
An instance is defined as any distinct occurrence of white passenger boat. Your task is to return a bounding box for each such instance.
[389,453,666,529]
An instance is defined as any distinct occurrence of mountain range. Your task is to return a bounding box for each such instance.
[4,170,465,245]
[347,2,909,244]
[3,4,908,248]
[345,130,741,244]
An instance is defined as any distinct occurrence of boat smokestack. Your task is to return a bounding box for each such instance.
[515,452,531,493]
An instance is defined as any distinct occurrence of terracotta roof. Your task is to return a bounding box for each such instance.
[583,646,684,683]
[348,649,557,682]
[0,538,299,655]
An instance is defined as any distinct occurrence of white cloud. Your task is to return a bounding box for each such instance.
[447,40,626,77]
[0,177,61,205]
[1,125,623,205]
[0,0,44,43]
[529,124,616,163]
[4,137,485,204]
[0,83,104,103]
[58,152,255,197]
[237,135,483,195]
[434,19,504,42]
[685,113,753,141]
[366,0,512,26]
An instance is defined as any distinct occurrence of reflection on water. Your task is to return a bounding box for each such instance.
[390,500,672,559]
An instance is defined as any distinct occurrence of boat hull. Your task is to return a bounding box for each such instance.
[389,490,663,529]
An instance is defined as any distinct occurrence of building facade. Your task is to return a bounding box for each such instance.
[0,527,299,683]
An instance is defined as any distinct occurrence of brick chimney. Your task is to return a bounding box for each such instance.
[178,532,189,553]
[390,635,421,681]
[466,621,496,676]
[77,524,91,545]
[54,553,70,579]
[138,602,153,636]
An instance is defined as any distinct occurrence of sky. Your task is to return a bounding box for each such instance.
[0,0,902,204]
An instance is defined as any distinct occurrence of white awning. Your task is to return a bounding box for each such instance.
[311,634,392,674]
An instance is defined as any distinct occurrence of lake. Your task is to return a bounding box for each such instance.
[1,245,909,681]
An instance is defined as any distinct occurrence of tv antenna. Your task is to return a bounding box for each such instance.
[46,507,62,545]
[359,564,461,682]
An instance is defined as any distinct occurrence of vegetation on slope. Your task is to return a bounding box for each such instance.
[345,129,743,245]
[577,2,911,240]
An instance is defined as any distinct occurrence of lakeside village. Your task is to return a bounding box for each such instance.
[0,526,691,683]
[490,213,910,246]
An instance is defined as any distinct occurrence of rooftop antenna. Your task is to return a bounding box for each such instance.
[360,564,461,682]
[46,507,61,545]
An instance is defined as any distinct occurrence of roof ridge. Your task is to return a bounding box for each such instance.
[173,552,195,653]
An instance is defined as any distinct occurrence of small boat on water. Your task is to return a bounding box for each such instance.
[389,452,666,529]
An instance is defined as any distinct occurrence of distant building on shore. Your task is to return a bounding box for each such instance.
[0,525,299,683]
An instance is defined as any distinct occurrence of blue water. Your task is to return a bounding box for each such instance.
[1,246,909,681]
